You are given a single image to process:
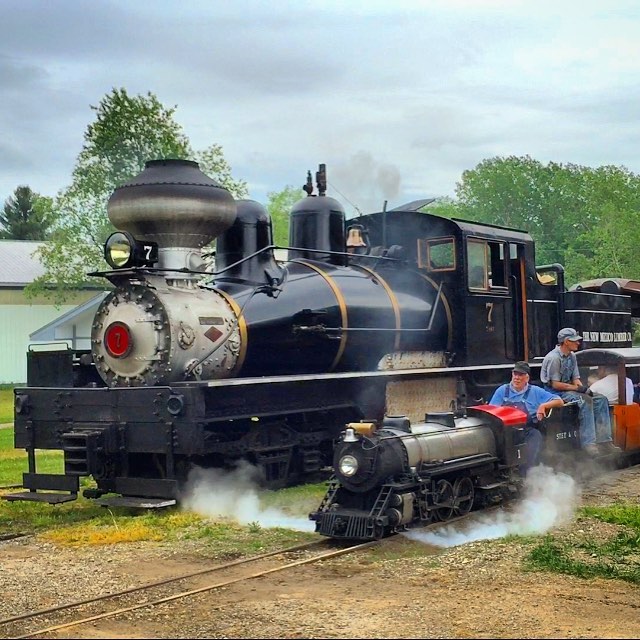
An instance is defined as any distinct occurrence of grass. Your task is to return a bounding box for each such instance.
[0,473,325,550]
[0,418,327,550]
[525,504,640,583]
[37,509,318,551]
[0,386,14,424]
[0,427,64,485]
[0,493,320,552]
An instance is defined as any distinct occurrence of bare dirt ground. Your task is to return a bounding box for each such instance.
[2,465,640,639]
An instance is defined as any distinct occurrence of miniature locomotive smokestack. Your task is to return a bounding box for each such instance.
[107,159,237,272]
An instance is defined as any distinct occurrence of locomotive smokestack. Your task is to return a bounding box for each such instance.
[107,159,237,271]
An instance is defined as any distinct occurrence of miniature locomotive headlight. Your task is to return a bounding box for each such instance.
[338,455,359,477]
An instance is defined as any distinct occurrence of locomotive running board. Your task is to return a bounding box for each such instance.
[94,496,177,509]
[2,472,79,504]
[3,491,77,504]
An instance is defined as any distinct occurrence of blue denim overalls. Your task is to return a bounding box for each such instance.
[501,387,543,476]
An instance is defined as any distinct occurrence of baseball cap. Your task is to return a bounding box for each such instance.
[512,361,531,375]
[557,327,583,343]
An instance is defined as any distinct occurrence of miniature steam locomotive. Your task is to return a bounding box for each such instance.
[6,159,640,508]
[309,407,526,540]
[310,344,640,541]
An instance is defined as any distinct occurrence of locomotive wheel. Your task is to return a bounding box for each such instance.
[433,479,455,521]
[452,477,474,516]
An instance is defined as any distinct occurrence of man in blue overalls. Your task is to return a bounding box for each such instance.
[490,361,564,475]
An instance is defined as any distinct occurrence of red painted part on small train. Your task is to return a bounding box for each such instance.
[470,404,528,427]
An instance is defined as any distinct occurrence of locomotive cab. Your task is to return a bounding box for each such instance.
[354,208,634,375]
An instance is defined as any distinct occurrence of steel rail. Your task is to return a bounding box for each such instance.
[0,539,327,627]
[10,540,376,639]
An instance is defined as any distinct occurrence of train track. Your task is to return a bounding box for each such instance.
[0,498,523,640]
[0,501,509,640]
[0,538,376,639]
[0,532,28,542]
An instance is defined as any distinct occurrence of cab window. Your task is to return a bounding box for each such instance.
[467,238,507,291]
[418,237,456,271]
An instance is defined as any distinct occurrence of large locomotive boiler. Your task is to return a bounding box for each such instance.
[7,159,640,508]
[92,160,449,385]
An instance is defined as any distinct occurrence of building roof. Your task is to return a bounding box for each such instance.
[30,292,108,341]
[0,240,45,286]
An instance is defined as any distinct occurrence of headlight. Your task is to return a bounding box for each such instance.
[104,231,158,269]
[338,455,359,477]
[105,232,134,268]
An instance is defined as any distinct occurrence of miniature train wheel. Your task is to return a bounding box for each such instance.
[433,479,455,521]
[452,477,474,516]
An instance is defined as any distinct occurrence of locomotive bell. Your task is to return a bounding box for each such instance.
[107,159,237,270]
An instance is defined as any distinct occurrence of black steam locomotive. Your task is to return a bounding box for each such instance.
[310,346,640,541]
[6,159,639,508]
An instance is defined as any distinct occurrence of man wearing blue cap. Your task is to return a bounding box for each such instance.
[540,327,620,456]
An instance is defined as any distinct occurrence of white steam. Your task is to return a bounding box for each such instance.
[405,465,580,548]
[180,463,315,532]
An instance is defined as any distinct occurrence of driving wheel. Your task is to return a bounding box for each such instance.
[453,476,474,516]
[433,479,455,521]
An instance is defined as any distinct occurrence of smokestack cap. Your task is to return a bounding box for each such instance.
[107,159,237,249]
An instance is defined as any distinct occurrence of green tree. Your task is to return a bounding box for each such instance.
[266,185,304,246]
[452,156,640,285]
[425,196,460,220]
[0,186,55,240]
[28,88,247,301]
[564,203,640,283]
[193,144,247,197]
[454,156,558,251]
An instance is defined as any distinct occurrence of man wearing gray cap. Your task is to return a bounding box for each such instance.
[540,327,620,456]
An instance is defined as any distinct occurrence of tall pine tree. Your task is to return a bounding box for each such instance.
[0,186,54,240]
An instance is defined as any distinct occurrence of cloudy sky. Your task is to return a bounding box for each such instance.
[2,0,639,216]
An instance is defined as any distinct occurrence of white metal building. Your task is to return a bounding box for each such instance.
[0,240,101,384]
